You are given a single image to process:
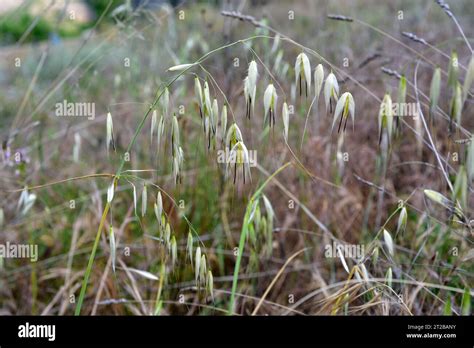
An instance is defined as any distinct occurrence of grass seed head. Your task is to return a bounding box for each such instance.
[199,254,207,285]
[107,181,115,203]
[141,185,148,217]
[163,87,170,117]
[447,50,459,91]
[282,102,289,141]
[263,83,278,127]
[207,270,214,300]
[109,226,116,272]
[429,68,441,114]
[383,229,394,257]
[151,110,157,144]
[314,64,324,99]
[225,123,243,151]
[211,99,218,133]
[324,72,339,113]
[295,52,311,96]
[186,230,193,265]
[385,267,393,288]
[332,92,355,133]
[378,93,393,144]
[397,206,407,234]
[195,246,201,281]
[106,112,114,153]
[194,76,203,112]
[462,55,474,105]
[467,137,474,182]
[220,104,228,142]
[167,63,195,71]
[171,235,177,267]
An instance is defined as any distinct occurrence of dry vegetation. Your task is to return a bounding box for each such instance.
[0,0,473,316]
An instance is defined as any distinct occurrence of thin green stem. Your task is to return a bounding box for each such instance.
[228,162,291,315]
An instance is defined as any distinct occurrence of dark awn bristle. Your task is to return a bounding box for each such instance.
[402,32,428,45]
[337,113,344,133]
[221,11,262,27]
[357,52,381,69]
[327,14,353,22]
[436,0,454,18]
[381,67,402,80]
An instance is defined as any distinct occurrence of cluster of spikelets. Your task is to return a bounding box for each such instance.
[246,194,275,256]
[101,48,361,308]
[105,176,214,300]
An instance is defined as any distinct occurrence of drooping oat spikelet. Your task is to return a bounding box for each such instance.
[314,64,324,100]
[282,102,289,141]
[167,63,195,71]
[211,99,218,134]
[324,72,339,113]
[226,141,252,184]
[385,267,393,288]
[107,181,115,203]
[332,92,355,133]
[383,229,394,257]
[220,104,228,143]
[194,76,203,118]
[295,52,311,97]
[172,151,181,184]
[429,67,441,120]
[449,82,462,132]
[397,204,407,234]
[263,83,278,127]
[163,87,170,117]
[154,191,163,226]
[132,183,137,215]
[447,50,459,92]
[262,195,274,255]
[164,222,171,251]
[244,61,258,119]
[171,235,177,267]
[171,114,180,153]
[336,245,350,274]
[186,230,193,265]
[462,55,474,106]
[195,246,201,282]
[467,137,474,182]
[151,110,157,144]
[127,268,159,281]
[203,81,212,122]
[199,254,207,285]
[396,75,407,134]
[225,123,243,151]
[73,133,81,163]
[109,226,116,273]
[141,185,148,217]
[106,112,114,153]
[378,93,393,145]
[156,114,165,154]
[424,189,451,209]
[207,270,214,300]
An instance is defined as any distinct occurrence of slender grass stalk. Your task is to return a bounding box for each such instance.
[228,162,291,315]
[74,35,281,315]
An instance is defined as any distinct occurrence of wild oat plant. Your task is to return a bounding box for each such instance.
[0,0,472,316]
